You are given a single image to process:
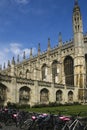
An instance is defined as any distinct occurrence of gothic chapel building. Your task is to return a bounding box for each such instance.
[0,0,87,106]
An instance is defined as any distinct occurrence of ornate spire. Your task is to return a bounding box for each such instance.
[73,0,82,34]
[23,51,25,60]
[30,48,32,58]
[12,56,15,65]
[38,43,41,55]
[17,54,19,63]
[4,62,5,69]
[75,0,78,5]
[8,60,10,67]
[73,0,80,12]
[47,38,51,51]
[0,65,2,70]
[58,32,62,46]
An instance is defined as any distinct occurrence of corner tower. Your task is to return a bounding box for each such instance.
[73,0,85,101]
[73,0,83,42]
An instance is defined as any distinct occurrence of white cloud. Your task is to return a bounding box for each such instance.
[10,43,22,55]
[23,48,30,55]
[15,0,30,4]
[0,42,37,67]
[0,52,5,61]
[0,51,9,66]
[9,43,37,56]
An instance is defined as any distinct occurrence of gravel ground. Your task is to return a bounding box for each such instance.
[0,123,21,130]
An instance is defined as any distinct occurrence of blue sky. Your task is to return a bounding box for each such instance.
[0,0,87,67]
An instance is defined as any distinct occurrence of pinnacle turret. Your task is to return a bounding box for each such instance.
[58,32,62,46]
[17,54,19,63]
[75,0,78,5]
[23,51,25,60]
[12,57,15,65]
[38,43,41,55]
[47,38,51,51]
[73,0,80,12]
[30,48,32,58]
[73,0,82,34]
[8,60,10,67]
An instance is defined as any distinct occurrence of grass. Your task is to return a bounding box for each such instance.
[25,105,87,117]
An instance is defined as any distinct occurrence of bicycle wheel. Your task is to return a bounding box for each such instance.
[20,119,33,130]
[5,118,14,126]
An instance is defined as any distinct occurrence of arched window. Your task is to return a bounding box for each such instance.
[56,90,62,103]
[52,60,58,83]
[19,86,30,104]
[41,64,47,81]
[68,91,73,102]
[40,88,49,103]
[64,56,74,85]
[0,84,7,106]
[26,69,29,79]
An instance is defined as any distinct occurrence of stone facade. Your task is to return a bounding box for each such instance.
[0,0,87,106]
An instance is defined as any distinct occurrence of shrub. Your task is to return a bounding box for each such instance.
[7,102,30,109]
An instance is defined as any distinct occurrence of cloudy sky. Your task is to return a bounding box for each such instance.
[0,0,87,67]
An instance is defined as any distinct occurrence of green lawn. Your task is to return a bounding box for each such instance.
[26,105,87,117]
